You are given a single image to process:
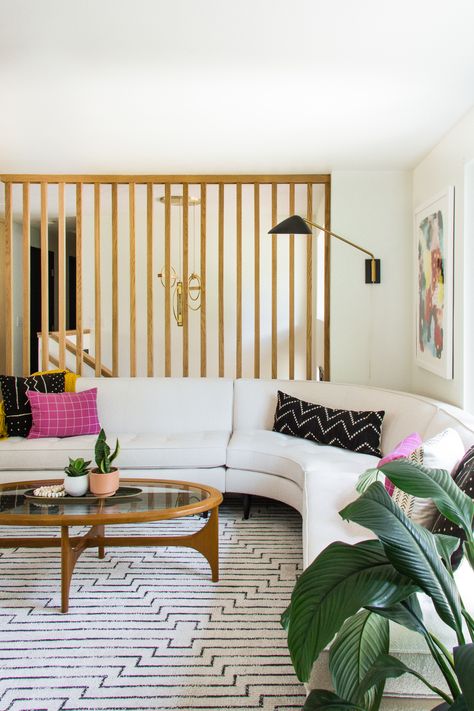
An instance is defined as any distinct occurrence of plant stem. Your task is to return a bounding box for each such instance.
[425,634,460,700]
[461,608,474,643]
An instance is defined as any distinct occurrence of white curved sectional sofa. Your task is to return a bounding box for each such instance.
[1,377,474,710]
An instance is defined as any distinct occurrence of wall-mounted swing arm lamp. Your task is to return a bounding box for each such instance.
[268,214,381,284]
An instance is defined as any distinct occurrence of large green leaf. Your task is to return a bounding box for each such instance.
[366,594,426,635]
[454,644,474,708]
[286,539,417,682]
[340,483,464,639]
[357,654,451,703]
[329,611,389,711]
[380,460,473,537]
[304,690,366,710]
[434,534,460,572]
[356,468,381,494]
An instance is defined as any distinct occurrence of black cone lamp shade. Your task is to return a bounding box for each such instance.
[268,215,312,235]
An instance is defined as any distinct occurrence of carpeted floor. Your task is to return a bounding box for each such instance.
[0,497,306,711]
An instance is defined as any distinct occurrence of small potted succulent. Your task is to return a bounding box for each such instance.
[63,457,90,497]
[89,428,120,497]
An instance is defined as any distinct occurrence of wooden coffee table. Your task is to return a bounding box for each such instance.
[0,478,223,612]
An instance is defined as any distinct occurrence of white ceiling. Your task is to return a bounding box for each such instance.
[1,0,474,175]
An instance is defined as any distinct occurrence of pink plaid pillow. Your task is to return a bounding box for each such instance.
[26,388,100,439]
[378,432,422,495]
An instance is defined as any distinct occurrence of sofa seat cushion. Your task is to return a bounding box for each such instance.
[227,429,379,487]
[0,431,230,470]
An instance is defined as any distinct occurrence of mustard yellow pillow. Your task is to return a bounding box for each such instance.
[0,401,8,439]
[31,368,78,393]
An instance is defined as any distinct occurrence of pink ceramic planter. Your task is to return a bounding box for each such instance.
[89,468,120,497]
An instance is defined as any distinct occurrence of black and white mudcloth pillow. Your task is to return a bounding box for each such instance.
[0,372,66,437]
[272,390,385,456]
[431,444,474,567]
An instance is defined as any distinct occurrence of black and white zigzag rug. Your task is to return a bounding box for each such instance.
[0,497,305,711]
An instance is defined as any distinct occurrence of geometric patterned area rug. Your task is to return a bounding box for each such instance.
[0,497,306,711]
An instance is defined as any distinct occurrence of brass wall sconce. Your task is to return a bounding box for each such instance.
[268,214,381,284]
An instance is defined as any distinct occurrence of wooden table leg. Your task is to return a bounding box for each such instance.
[97,524,105,559]
[191,505,219,582]
[60,526,73,613]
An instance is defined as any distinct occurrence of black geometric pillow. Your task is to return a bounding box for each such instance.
[0,372,66,437]
[273,390,385,457]
[431,444,474,568]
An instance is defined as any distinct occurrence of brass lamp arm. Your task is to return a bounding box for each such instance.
[304,219,375,260]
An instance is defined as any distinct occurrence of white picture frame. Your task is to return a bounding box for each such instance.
[414,186,454,379]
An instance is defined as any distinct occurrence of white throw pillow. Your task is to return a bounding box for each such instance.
[390,428,465,527]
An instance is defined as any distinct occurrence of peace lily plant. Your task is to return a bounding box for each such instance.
[282,458,474,710]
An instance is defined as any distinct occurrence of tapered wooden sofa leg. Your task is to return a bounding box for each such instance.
[243,494,251,520]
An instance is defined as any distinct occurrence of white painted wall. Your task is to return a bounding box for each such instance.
[412,107,474,408]
[330,171,412,390]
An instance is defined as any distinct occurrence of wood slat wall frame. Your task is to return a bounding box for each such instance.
[289,183,295,380]
[57,182,66,369]
[306,183,313,380]
[1,174,331,185]
[254,183,260,379]
[200,182,207,377]
[271,184,277,379]
[75,183,83,375]
[22,183,30,376]
[40,182,49,371]
[111,183,119,376]
[218,183,224,378]
[94,183,101,377]
[324,176,332,380]
[129,183,136,377]
[164,184,171,377]
[4,183,13,374]
[236,183,242,379]
[182,183,189,377]
[146,183,154,377]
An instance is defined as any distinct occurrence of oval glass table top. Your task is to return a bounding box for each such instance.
[0,478,223,526]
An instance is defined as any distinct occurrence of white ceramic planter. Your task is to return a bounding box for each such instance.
[64,473,89,497]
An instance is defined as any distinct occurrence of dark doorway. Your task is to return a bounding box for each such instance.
[30,247,55,372]
[68,255,76,330]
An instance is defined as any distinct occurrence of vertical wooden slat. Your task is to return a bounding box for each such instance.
[40,182,49,371]
[306,183,313,380]
[22,183,30,376]
[164,184,171,376]
[4,183,13,374]
[111,183,118,376]
[146,183,154,377]
[129,183,136,376]
[324,179,332,381]
[236,183,242,379]
[271,183,277,379]
[200,183,207,377]
[218,183,224,377]
[94,183,101,377]
[289,183,295,380]
[75,184,83,375]
[182,183,189,377]
[57,182,66,369]
[254,183,260,378]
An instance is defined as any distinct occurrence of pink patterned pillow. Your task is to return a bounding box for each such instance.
[26,388,100,439]
[378,433,422,495]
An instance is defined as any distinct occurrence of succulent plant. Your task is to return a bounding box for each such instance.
[64,457,91,477]
[94,428,120,473]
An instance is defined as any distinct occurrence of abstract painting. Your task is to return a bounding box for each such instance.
[415,187,454,379]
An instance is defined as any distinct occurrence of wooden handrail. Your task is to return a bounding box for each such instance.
[48,332,112,377]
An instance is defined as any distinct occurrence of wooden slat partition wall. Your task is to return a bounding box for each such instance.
[129,183,136,377]
[75,183,83,375]
[57,183,66,369]
[324,176,332,380]
[111,183,118,376]
[40,182,49,370]
[22,183,30,376]
[182,183,189,377]
[1,174,330,381]
[200,182,207,377]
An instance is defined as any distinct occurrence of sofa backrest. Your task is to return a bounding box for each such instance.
[233,379,474,454]
[77,377,234,434]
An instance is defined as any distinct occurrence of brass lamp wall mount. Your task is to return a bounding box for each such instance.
[268,214,381,284]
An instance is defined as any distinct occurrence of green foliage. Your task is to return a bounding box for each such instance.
[282,457,474,710]
[63,456,90,477]
[94,428,120,473]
